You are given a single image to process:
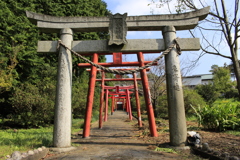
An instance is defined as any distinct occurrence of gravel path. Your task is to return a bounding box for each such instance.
[44,110,182,160]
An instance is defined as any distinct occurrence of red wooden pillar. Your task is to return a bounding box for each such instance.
[137,52,158,137]
[125,97,128,114]
[104,89,109,121]
[126,89,132,120]
[99,71,105,129]
[114,98,117,110]
[111,96,115,115]
[133,73,142,127]
[83,53,98,138]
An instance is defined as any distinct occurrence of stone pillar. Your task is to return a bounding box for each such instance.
[53,28,73,148]
[162,26,187,146]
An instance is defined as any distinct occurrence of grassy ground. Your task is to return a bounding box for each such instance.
[0,119,84,159]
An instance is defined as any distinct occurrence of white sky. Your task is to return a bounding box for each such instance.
[103,0,233,76]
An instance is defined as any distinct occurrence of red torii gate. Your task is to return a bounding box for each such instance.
[103,85,134,122]
[96,71,145,128]
[87,68,145,129]
[80,52,158,138]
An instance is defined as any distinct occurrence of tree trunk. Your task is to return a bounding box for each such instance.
[152,98,157,118]
[231,51,240,98]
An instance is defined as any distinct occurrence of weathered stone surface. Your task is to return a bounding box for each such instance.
[21,152,28,158]
[27,150,34,155]
[26,7,209,32]
[11,151,21,160]
[37,38,200,53]
[33,149,38,154]
[163,26,187,146]
[202,143,210,151]
[108,13,127,45]
[22,148,49,160]
[53,28,73,148]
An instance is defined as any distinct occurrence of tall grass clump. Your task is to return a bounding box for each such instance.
[191,100,240,131]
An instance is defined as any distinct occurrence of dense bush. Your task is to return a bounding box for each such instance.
[183,88,206,115]
[191,100,240,131]
[224,88,239,98]
[195,83,219,104]
[9,82,55,127]
[155,94,168,118]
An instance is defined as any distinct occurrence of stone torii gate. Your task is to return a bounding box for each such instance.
[26,7,209,149]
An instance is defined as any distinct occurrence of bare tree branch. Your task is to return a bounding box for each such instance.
[213,0,230,43]
[221,0,233,46]
[197,25,222,31]
[209,12,225,21]
[183,0,197,10]
[232,35,240,46]
[204,18,234,26]
[200,47,231,59]
[166,0,173,14]
[189,28,232,59]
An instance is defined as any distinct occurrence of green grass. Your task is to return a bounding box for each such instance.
[0,119,84,159]
[72,118,84,133]
[224,130,240,136]
[0,127,53,159]
[186,115,198,121]
[154,147,177,153]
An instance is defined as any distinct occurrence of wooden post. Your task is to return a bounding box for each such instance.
[137,52,158,137]
[133,73,142,127]
[99,71,105,129]
[82,53,98,138]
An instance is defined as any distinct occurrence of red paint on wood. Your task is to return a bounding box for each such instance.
[104,89,109,122]
[133,73,142,127]
[137,52,158,137]
[113,52,122,64]
[99,71,105,129]
[83,53,98,138]
[78,61,157,67]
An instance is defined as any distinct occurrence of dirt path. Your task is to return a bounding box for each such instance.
[44,111,183,160]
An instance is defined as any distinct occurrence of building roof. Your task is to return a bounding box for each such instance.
[182,74,213,86]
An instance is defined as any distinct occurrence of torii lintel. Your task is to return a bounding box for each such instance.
[26,7,209,33]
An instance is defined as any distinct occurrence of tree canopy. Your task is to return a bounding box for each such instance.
[0,0,110,127]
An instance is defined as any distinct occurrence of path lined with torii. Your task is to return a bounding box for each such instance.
[45,111,182,160]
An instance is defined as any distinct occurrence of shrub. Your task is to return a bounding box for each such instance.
[191,101,240,131]
[195,83,219,104]
[224,88,239,98]
[183,88,206,115]
[156,94,168,118]
[9,82,55,128]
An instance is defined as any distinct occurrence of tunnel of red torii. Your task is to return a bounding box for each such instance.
[102,85,134,120]
[81,54,155,139]
[85,67,151,130]
[26,7,209,149]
